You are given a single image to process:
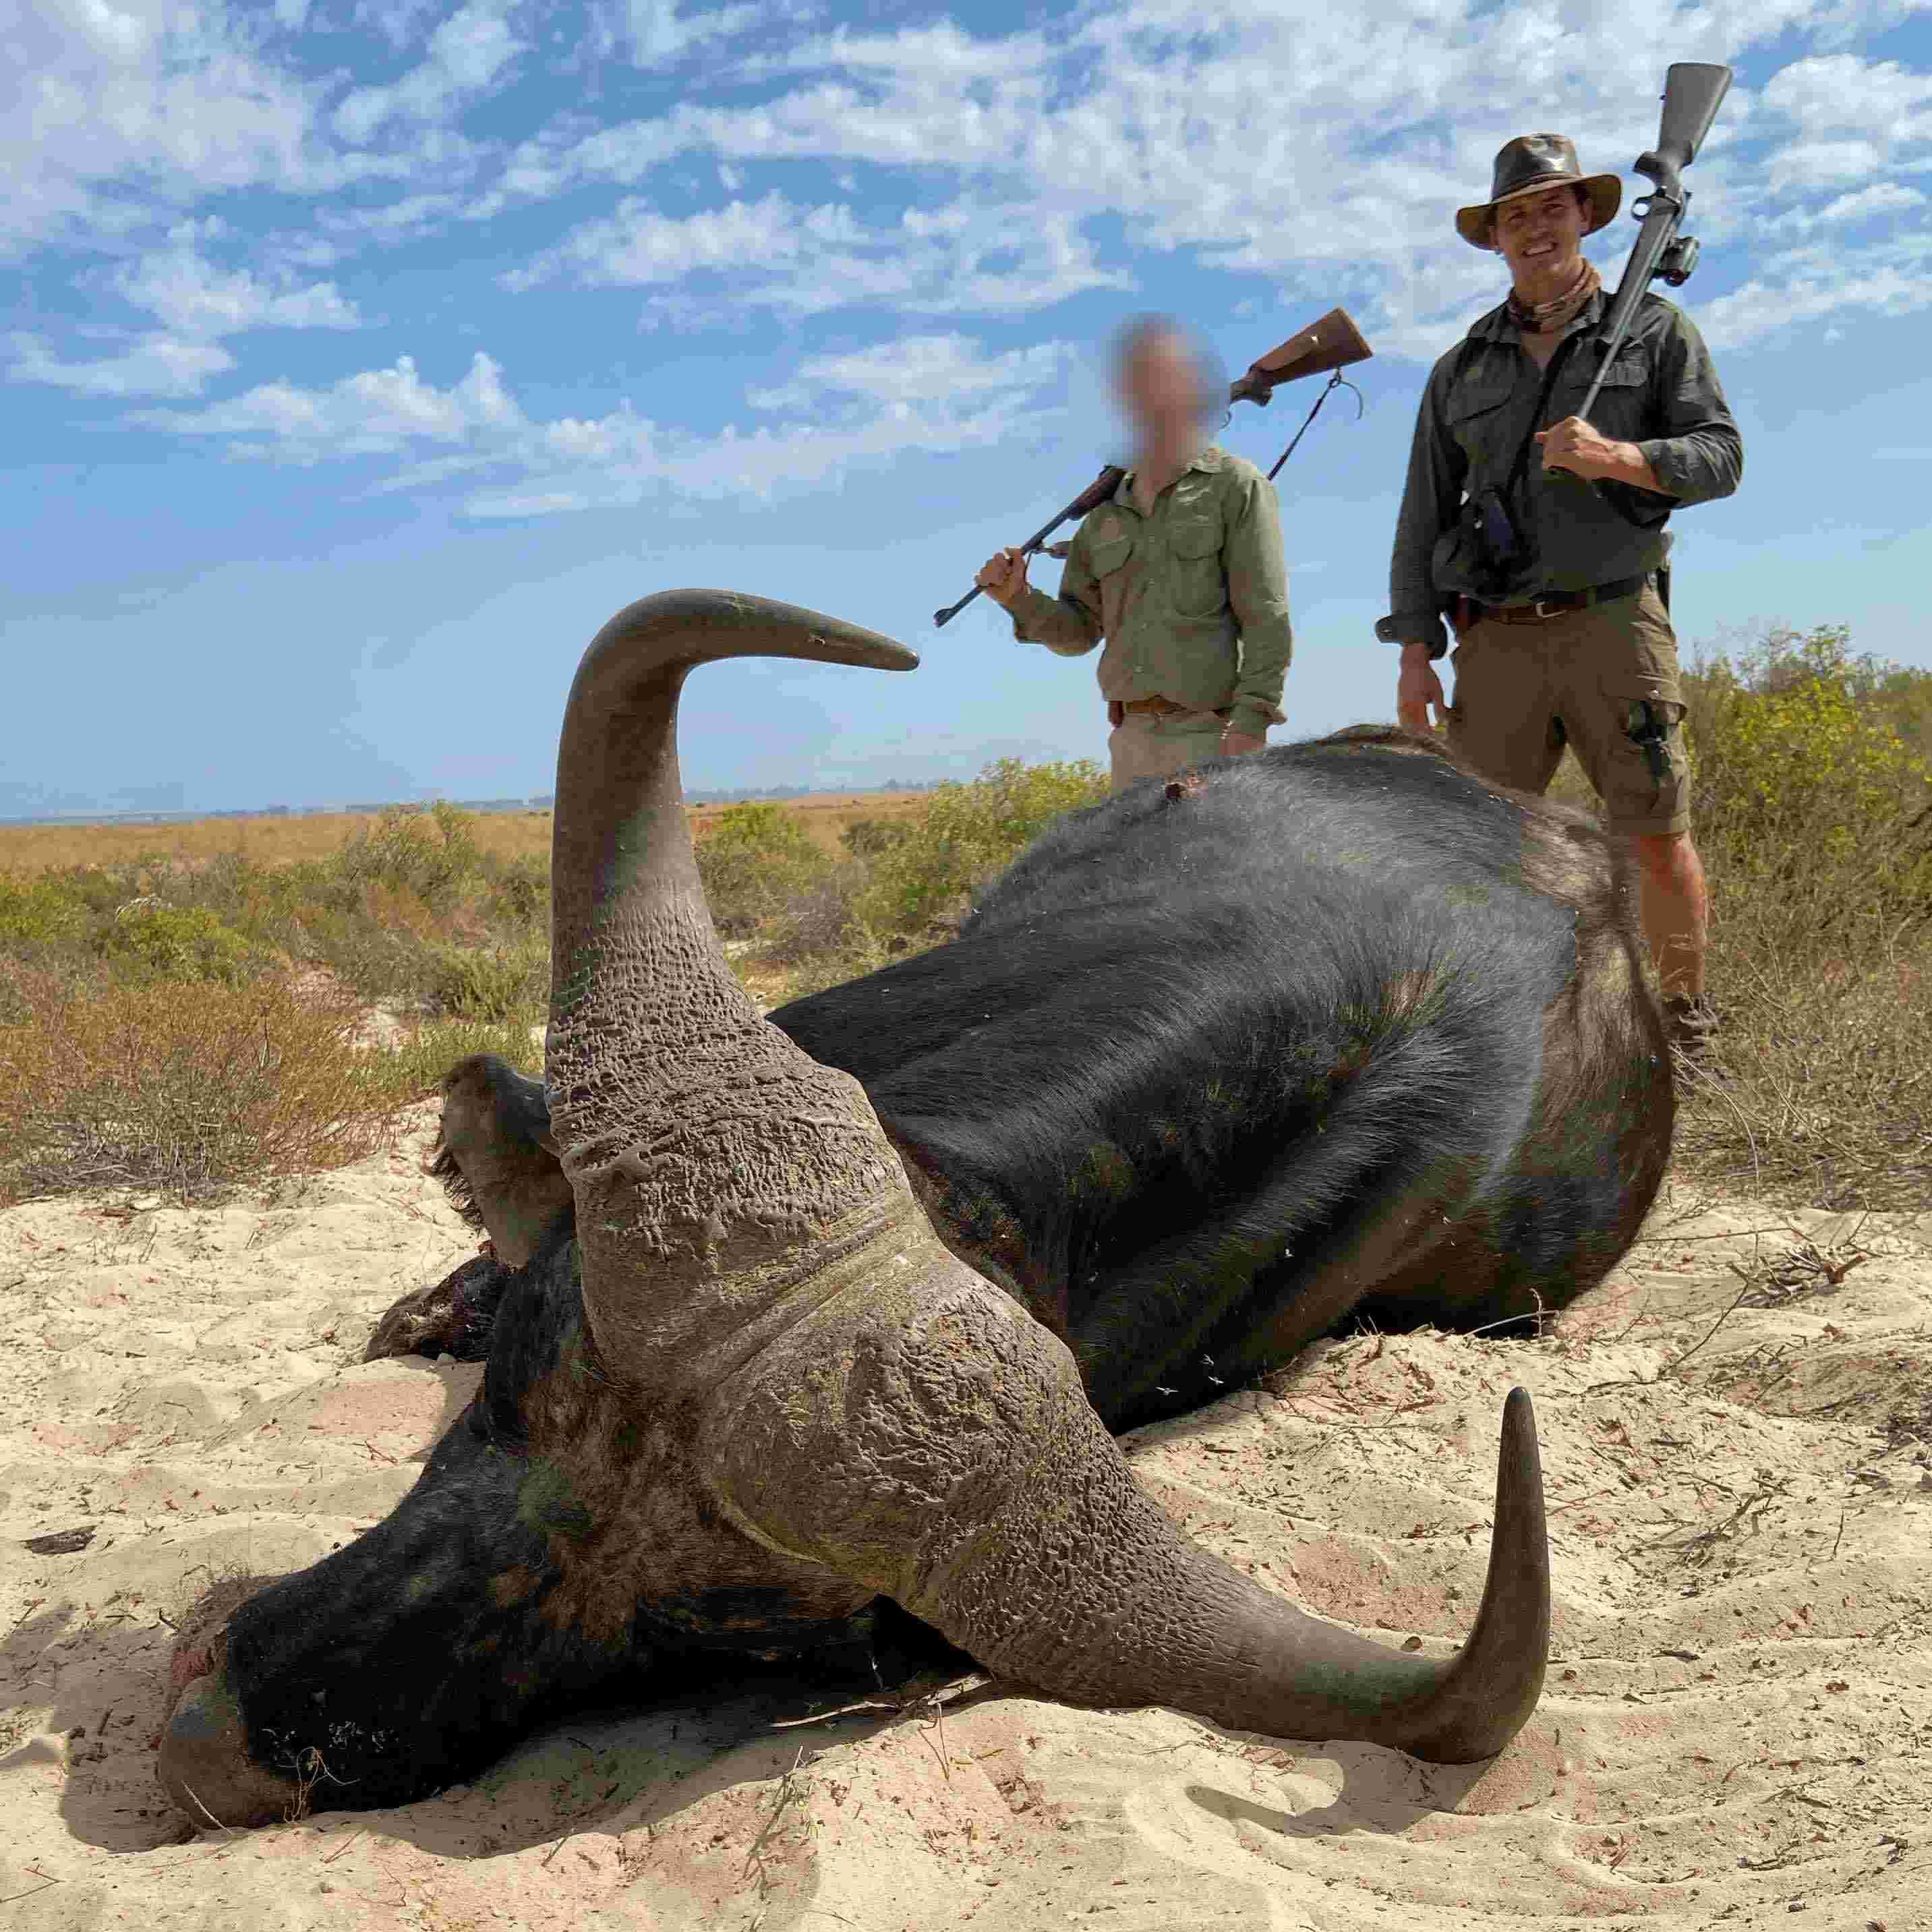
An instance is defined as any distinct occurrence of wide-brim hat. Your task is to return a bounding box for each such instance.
[1456,133,1621,250]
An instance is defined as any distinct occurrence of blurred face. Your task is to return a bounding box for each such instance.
[1115,331,1204,455]
[1494,185,1589,299]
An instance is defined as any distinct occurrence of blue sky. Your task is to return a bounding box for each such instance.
[5,0,1930,813]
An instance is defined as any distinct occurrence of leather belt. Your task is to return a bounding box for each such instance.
[1473,575,1647,625]
[1119,695,1229,718]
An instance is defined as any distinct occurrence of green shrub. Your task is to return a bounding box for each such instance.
[840,816,912,859]
[289,904,441,1009]
[378,1016,545,1100]
[482,850,550,931]
[336,801,483,910]
[98,902,260,983]
[0,871,91,953]
[765,864,869,966]
[857,757,1107,935]
[423,935,550,1022]
[694,802,833,937]
[1670,624,1932,1208]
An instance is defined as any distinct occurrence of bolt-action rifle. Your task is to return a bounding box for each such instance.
[1564,62,1732,438]
[933,308,1373,628]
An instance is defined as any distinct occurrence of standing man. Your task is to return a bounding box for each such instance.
[976,317,1293,793]
[1378,135,1742,1053]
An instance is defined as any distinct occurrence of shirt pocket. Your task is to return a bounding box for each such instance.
[1565,343,1649,436]
[1167,515,1225,620]
[1088,534,1134,580]
[1444,372,1515,471]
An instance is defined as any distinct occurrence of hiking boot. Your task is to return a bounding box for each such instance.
[1663,994,1721,1055]
[1663,995,1728,1088]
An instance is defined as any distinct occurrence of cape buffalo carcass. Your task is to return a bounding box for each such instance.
[157,591,1672,1830]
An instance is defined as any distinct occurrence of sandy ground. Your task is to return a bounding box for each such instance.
[3,1112,1929,1931]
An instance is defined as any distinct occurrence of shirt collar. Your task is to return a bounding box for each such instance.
[1114,442,1225,503]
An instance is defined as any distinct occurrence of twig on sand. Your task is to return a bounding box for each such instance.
[771,1697,899,1731]
[742,1747,810,1892]
[320,1828,364,1866]
[914,1696,952,1782]
[181,1783,240,1840]
[1641,1473,1792,1569]
[771,1671,990,1734]
[1730,1235,1873,1310]
[1658,1287,1751,1380]
[0,1873,61,1908]
[541,1827,579,1869]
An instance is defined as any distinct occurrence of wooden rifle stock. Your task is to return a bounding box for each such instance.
[935,308,1373,629]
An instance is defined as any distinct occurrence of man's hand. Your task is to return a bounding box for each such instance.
[1396,641,1446,734]
[1536,417,1666,491]
[974,546,1031,608]
[1220,729,1266,757]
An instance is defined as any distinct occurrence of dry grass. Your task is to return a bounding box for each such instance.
[0,970,406,1205]
[0,794,929,873]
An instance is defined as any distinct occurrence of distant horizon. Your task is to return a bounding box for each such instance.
[0,775,955,831]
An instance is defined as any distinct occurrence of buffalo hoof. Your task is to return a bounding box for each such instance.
[157,1672,303,1830]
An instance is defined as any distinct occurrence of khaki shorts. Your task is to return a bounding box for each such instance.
[1108,707,1228,793]
[1445,581,1692,837]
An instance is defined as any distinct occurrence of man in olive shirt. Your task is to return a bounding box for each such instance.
[976,318,1293,792]
[1380,134,1742,1052]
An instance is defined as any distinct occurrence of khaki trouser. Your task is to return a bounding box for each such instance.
[1107,707,1229,793]
[1445,582,1692,837]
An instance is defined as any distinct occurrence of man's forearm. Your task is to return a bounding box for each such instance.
[1388,380,1459,657]
[1638,424,1742,506]
[1007,584,1101,656]
[1229,622,1290,739]
[1594,440,1670,494]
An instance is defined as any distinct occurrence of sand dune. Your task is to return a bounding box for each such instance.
[4,1111,1928,1929]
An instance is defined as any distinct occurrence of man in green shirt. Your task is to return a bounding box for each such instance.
[975,318,1293,792]
[1378,134,1743,1054]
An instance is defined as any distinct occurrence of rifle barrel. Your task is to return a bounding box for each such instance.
[1574,200,1682,419]
[1561,63,1732,449]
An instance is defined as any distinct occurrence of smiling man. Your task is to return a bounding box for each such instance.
[1379,134,1743,1057]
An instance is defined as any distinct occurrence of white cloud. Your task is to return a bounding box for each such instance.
[506,190,1129,318]
[1760,53,1932,134]
[3,0,327,254]
[747,334,1070,412]
[113,235,365,336]
[1764,181,1927,233]
[7,330,235,399]
[333,0,529,144]
[134,350,521,457]
[353,0,446,51]
[1695,231,1932,349]
[588,0,759,66]
[119,333,1066,517]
